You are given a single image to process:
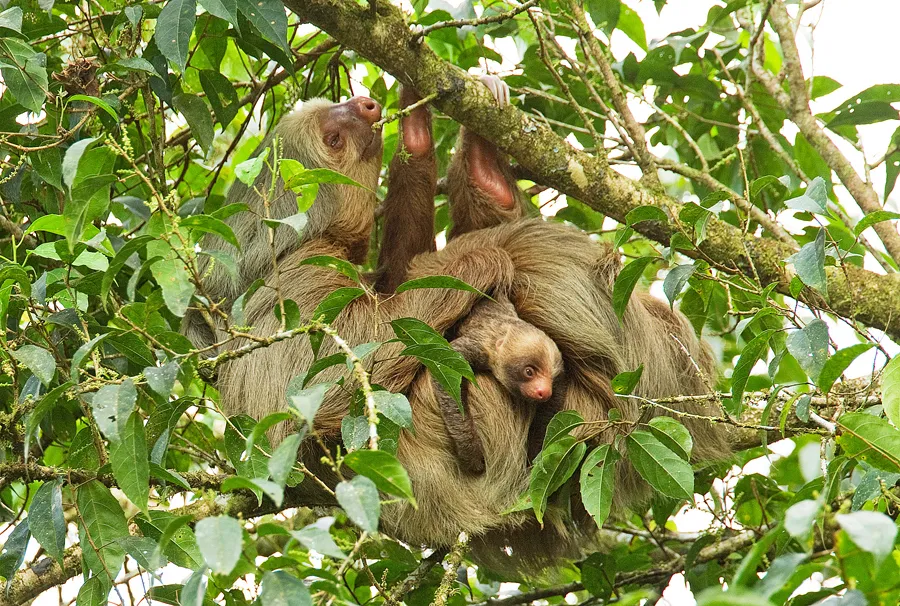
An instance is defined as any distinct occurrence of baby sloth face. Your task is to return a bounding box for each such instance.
[495,325,563,403]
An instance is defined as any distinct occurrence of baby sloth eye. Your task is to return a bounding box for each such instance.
[523,366,535,378]
[325,132,342,149]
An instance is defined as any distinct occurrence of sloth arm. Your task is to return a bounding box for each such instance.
[375,87,437,294]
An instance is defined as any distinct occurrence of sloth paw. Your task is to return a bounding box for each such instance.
[479,74,510,107]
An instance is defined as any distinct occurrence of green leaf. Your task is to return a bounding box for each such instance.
[395,275,483,296]
[25,382,72,459]
[695,588,777,606]
[854,210,900,236]
[289,519,345,559]
[195,516,243,575]
[785,177,828,214]
[268,433,302,487]
[245,411,294,456]
[100,235,154,308]
[29,479,66,565]
[784,499,821,540]
[148,463,191,490]
[199,69,239,127]
[786,319,829,382]
[76,575,107,606]
[728,330,774,417]
[542,410,585,448]
[118,536,167,571]
[259,570,312,606]
[617,3,647,51]
[625,205,667,226]
[10,344,55,386]
[181,215,239,248]
[612,257,656,320]
[221,477,284,506]
[109,412,150,511]
[391,317,474,404]
[135,511,202,570]
[155,0,197,72]
[68,94,118,120]
[579,445,619,529]
[788,228,827,293]
[198,0,238,27]
[232,278,265,326]
[180,567,209,606]
[236,148,270,186]
[662,264,695,308]
[838,412,900,473]
[0,6,23,32]
[731,525,782,587]
[0,519,29,581]
[835,511,898,566]
[283,167,367,190]
[309,287,365,356]
[91,379,137,441]
[224,415,271,481]
[77,480,128,578]
[372,391,413,428]
[298,255,360,283]
[647,417,693,461]
[301,353,346,387]
[287,382,331,424]
[144,362,180,397]
[172,94,214,155]
[0,40,48,113]
[626,430,694,500]
[611,364,643,395]
[238,0,289,54]
[818,343,875,394]
[883,356,900,428]
[344,449,416,506]
[147,239,195,318]
[530,435,586,524]
[335,475,381,533]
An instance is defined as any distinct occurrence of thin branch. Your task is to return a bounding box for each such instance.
[410,0,540,42]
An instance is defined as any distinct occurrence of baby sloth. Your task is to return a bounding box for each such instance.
[436,296,565,475]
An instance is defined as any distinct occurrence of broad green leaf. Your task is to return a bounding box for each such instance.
[372,391,412,428]
[181,215,239,248]
[180,567,208,606]
[787,228,827,293]
[283,167,367,190]
[344,449,416,505]
[784,499,821,540]
[838,412,900,473]
[0,6,23,32]
[854,210,900,236]
[155,0,197,72]
[221,477,284,506]
[882,356,900,428]
[786,319,829,382]
[785,177,828,214]
[298,255,360,283]
[268,433,302,487]
[109,412,150,511]
[818,343,875,394]
[618,3,647,50]
[579,445,620,529]
[728,330,774,417]
[611,364,643,395]
[395,275,483,296]
[10,344,55,386]
[335,475,381,533]
[391,317,475,404]
[0,40,48,113]
[288,382,331,424]
[197,0,238,26]
[29,479,65,565]
[262,213,307,234]
[731,525,782,587]
[301,353,347,387]
[232,278,265,326]
[68,94,117,120]
[259,570,312,606]
[100,235,154,308]
[91,379,137,441]
[77,481,128,578]
[341,416,368,451]
[117,536,167,571]
[695,588,776,606]
[612,257,657,320]
[195,516,243,575]
[144,362,180,397]
[76,575,106,606]
[625,205,667,226]
[235,148,269,186]
[289,519,345,559]
[663,264,695,308]
[238,0,289,54]
[135,511,202,570]
[0,519,30,580]
[148,463,191,490]
[147,238,195,317]
[542,410,585,448]
[245,411,294,455]
[199,69,240,127]
[172,94,214,155]
[224,415,271,481]
[647,417,693,461]
[835,511,898,566]
[530,435,586,524]
[309,287,365,356]
[626,430,694,500]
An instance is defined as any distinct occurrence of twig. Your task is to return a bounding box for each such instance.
[371,92,438,131]
[410,0,540,42]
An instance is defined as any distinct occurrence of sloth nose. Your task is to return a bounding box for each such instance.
[531,384,552,401]
[349,96,382,125]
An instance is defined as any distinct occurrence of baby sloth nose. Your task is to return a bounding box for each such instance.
[349,96,382,125]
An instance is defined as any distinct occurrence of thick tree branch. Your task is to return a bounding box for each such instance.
[280,0,900,341]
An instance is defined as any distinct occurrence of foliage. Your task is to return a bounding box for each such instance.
[1,0,900,604]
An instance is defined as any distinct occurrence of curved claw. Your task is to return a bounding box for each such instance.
[479,74,510,107]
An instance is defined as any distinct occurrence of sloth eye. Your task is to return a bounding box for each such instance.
[523,366,535,378]
[325,132,342,149]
